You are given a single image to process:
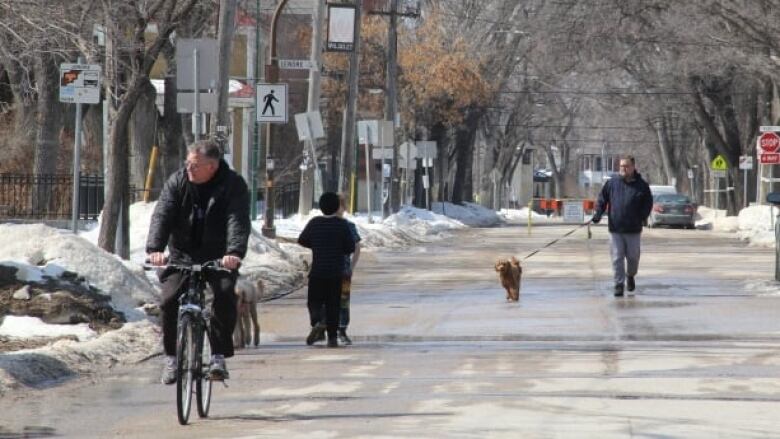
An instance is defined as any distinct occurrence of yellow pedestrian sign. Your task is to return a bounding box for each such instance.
[711,155,728,171]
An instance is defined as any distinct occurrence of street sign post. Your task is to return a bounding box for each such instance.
[710,155,729,210]
[60,61,101,234]
[740,155,753,208]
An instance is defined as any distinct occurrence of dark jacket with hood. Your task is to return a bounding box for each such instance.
[592,172,653,233]
[146,160,250,264]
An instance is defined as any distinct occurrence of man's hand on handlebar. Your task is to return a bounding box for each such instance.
[222,255,242,270]
[148,252,167,266]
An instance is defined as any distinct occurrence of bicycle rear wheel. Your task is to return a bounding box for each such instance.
[176,314,195,425]
[196,324,212,418]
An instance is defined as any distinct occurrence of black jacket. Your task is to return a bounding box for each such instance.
[146,160,251,264]
[592,172,653,233]
[298,216,356,278]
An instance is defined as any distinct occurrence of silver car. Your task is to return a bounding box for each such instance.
[647,193,697,229]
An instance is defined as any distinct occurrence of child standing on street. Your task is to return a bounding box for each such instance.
[298,192,356,347]
[336,194,361,345]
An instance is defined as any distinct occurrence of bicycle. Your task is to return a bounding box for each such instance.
[146,259,231,425]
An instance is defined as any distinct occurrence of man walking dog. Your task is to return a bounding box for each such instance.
[591,155,653,297]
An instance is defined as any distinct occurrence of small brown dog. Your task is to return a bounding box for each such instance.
[495,257,522,301]
[233,278,262,348]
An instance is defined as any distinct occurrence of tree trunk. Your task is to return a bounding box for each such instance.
[430,122,447,202]
[451,111,479,204]
[98,75,146,258]
[158,75,185,184]
[32,53,64,214]
[82,105,104,173]
[3,58,36,159]
[129,79,158,197]
[652,118,673,185]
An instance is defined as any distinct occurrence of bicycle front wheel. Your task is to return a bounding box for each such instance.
[176,314,195,425]
[196,324,212,418]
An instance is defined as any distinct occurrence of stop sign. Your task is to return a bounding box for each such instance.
[759,132,780,153]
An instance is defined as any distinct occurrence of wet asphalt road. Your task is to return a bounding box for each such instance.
[1,222,780,438]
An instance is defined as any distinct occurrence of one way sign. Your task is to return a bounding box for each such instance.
[256,83,288,123]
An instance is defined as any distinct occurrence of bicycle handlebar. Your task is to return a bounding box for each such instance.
[143,259,233,273]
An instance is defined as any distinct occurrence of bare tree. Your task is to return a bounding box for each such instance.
[97,0,198,257]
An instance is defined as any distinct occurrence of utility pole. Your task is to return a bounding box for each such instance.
[250,0,261,220]
[262,0,290,238]
[339,0,362,196]
[215,0,237,152]
[371,1,419,215]
[298,0,325,216]
[385,0,398,217]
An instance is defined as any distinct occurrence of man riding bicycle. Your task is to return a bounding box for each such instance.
[146,140,250,385]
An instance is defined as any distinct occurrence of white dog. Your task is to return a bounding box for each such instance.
[233,278,262,348]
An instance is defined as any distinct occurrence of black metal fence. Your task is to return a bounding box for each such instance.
[0,172,295,222]
[0,173,130,221]
[273,182,300,219]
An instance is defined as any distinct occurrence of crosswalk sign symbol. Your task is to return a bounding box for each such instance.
[711,155,728,171]
[256,83,288,123]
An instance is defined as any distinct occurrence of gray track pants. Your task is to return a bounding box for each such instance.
[609,232,641,285]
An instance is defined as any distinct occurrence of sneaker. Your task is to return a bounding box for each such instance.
[306,324,326,346]
[161,356,177,385]
[338,329,352,346]
[614,283,624,297]
[627,276,635,292]
[208,355,229,380]
[327,337,338,348]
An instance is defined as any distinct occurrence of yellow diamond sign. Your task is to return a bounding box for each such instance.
[711,155,728,171]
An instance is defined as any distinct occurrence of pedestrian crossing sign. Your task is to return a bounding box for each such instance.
[256,83,288,123]
[710,155,728,171]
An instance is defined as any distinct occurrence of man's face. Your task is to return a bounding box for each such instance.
[185,152,219,184]
[619,159,635,179]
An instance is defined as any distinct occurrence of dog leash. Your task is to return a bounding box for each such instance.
[522,221,592,261]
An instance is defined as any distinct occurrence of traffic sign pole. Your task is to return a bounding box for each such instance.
[71,64,83,233]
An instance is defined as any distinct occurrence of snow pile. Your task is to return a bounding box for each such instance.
[0,224,156,320]
[0,316,96,342]
[0,321,159,391]
[431,202,502,227]
[82,202,308,297]
[274,205,469,249]
[737,205,775,247]
[696,205,776,247]
[382,205,467,240]
[697,206,738,232]
[499,207,555,222]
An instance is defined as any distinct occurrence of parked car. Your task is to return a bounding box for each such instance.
[649,185,677,197]
[647,193,697,229]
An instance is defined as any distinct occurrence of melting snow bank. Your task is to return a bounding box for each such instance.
[0,223,156,320]
[697,205,776,247]
[0,321,158,394]
[274,204,480,248]
[432,202,502,227]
